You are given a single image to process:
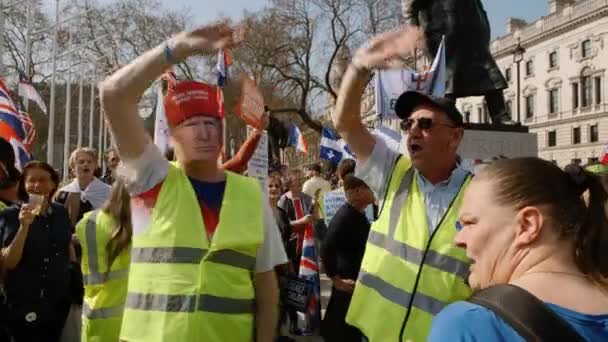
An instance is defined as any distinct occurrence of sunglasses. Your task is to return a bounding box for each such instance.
[400,117,456,131]
[455,221,463,231]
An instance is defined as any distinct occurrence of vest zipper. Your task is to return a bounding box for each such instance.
[397,174,470,341]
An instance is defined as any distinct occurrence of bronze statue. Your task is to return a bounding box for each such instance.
[406,0,514,124]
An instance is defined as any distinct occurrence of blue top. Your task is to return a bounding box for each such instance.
[188,177,225,212]
[429,301,608,342]
[0,203,72,308]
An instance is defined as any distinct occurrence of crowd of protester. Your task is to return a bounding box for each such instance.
[0,20,607,342]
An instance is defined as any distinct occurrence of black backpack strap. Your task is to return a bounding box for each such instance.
[468,284,586,342]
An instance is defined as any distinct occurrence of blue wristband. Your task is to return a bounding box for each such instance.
[164,39,179,64]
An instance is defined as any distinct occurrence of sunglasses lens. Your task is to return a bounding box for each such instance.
[455,221,463,231]
[419,118,433,130]
[402,118,434,131]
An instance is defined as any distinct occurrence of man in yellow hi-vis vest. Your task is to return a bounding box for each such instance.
[331,27,473,341]
[99,22,287,342]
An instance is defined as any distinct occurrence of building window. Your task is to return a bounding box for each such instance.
[573,127,581,144]
[483,103,490,123]
[505,68,511,82]
[595,76,602,104]
[549,89,559,114]
[590,124,599,142]
[506,100,512,117]
[477,107,482,123]
[582,39,592,58]
[525,95,535,118]
[464,111,471,123]
[572,82,579,109]
[582,76,592,107]
[525,60,534,76]
[549,51,558,68]
[547,130,557,147]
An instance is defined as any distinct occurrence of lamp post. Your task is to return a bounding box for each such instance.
[513,38,526,123]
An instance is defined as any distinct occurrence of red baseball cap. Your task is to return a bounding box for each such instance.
[164,80,221,127]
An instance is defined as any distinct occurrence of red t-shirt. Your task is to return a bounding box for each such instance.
[137,178,225,240]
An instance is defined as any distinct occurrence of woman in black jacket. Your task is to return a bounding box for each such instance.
[0,161,75,342]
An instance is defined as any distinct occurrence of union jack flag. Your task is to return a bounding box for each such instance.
[18,110,36,152]
[0,77,26,140]
[295,223,321,335]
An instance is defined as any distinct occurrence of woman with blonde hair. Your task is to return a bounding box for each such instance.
[430,157,608,341]
[76,178,132,342]
[56,148,111,226]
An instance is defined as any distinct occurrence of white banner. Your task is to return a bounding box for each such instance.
[247,128,268,192]
[153,84,170,155]
[375,37,446,120]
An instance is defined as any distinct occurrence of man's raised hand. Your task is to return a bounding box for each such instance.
[172,21,245,60]
[352,25,424,71]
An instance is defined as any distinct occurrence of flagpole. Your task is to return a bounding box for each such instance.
[98,108,103,164]
[77,64,84,147]
[88,66,95,148]
[102,121,108,174]
[62,37,73,181]
[0,0,5,76]
[24,0,33,111]
[47,0,59,165]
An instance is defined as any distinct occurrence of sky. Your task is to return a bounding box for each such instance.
[44,0,549,39]
[160,0,549,39]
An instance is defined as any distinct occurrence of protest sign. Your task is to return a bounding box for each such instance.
[284,276,313,312]
[236,75,265,129]
[247,128,268,192]
[323,189,346,225]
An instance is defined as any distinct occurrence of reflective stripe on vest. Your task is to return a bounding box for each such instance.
[125,293,255,314]
[358,272,445,315]
[131,247,256,270]
[131,247,207,264]
[366,230,470,281]
[83,210,129,285]
[83,302,124,319]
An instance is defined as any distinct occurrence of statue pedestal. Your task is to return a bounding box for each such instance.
[457,123,538,170]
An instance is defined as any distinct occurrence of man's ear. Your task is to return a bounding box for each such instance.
[449,127,464,149]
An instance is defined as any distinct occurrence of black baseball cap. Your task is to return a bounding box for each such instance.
[394,91,464,127]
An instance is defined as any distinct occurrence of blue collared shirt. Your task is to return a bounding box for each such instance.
[415,165,469,232]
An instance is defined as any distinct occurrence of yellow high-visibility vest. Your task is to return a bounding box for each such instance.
[346,156,472,342]
[120,163,264,342]
[76,209,130,342]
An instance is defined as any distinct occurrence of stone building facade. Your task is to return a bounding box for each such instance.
[457,0,608,166]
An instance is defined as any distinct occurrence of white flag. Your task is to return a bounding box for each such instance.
[153,84,170,155]
[18,80,47,114]
[375,36,446,120]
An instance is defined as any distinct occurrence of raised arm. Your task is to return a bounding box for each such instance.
[99,22,243,160]
[331,25,423,164]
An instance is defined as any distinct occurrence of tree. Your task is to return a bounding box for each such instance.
[2,0,53,81]
[68,0,199,79]
[233,0,402,134]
